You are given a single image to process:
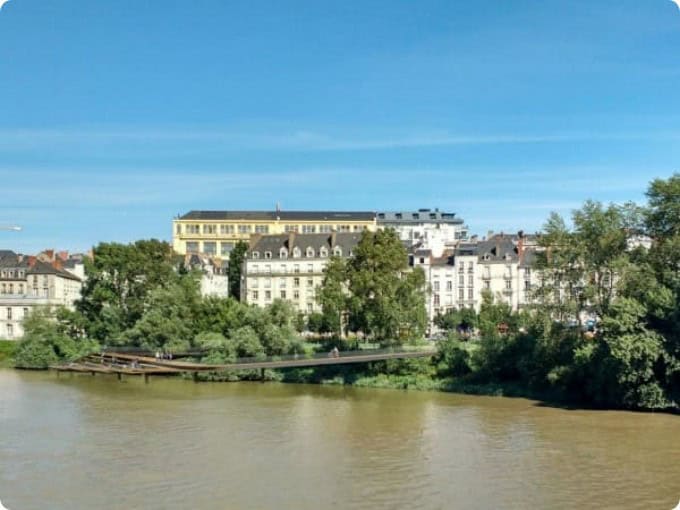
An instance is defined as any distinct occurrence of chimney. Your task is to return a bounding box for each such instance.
[58,251,68,262]
[27,256,37,267]
[331,231,337,249]
[287,232,295,252]
[518,233,525,265]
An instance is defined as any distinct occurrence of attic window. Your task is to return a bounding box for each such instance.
[293,247,301,258]
[412,213,419,219]
[333,247,342,257]
[279,248,288,259]
[264,251,272,259]
[252,251,260,259]
[306,247,315,258]
[484,254,490,261]
[319,247,328,257]
[504,253,511,261]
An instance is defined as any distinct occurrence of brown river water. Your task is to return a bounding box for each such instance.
[0,369,678,510]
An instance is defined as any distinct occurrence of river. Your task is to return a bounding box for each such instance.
[0,370,678,510]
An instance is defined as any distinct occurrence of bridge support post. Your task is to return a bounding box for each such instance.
[260,368,265,382]
[117,372,122,381]
[91,371,95,376]
[192,372,198,383]
[144,373,149,384]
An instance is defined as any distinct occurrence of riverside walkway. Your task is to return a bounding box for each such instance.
[51,348,435,381]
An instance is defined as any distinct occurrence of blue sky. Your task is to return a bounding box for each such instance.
[1,0,679,253]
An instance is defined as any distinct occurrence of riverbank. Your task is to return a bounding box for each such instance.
[0,340,16,368]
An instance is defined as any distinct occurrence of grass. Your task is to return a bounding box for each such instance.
[0,339,18,368]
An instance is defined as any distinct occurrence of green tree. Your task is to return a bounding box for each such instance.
[14,307,98,368]
[316,256,347,336]
[345,229,427,344]
[227,241,248,300]
[76,239,179,341]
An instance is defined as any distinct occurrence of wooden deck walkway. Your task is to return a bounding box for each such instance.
[51,349,435,381]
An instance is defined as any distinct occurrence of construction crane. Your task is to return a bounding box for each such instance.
[0,225,22,231]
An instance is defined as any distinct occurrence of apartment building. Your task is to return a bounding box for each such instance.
[172,209,376,256]
[241,232,362,314]
[377,208,469,246]
[183,254,229,297]
[0,251,83,340]
[412,233,539,328]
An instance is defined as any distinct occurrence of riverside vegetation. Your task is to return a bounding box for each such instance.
[8,174,680,411]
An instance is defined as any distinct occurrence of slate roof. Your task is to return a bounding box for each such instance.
[476,236,519,263]
[180,210,376,221]
[0,254,81,281]
[247,233,362,260]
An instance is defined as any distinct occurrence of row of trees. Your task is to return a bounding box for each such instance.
[435,174,679,409]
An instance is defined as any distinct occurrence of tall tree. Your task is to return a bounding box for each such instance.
[316,256,348,336]
[227,241,248,300]
[346,229,427,344]
[76,239,179,341]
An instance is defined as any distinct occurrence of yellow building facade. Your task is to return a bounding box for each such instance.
[172,210,377,256]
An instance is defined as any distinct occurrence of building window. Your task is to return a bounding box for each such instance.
[6,308,11,320]
[468,275,474,286]
[446,281,452,291]
[302,225,316,234]
[484,281,490,290]
[459,289,464,300]
[353,225,365,232]
[264,251,272,259]
[433,294,440,306]
[23,307,28,318]
[238,225,252,234]
[319,247,328,257]
[252,252,260,259]
[6,324,13,338]
[264,264,271,273]
[293,248,301,258]
[307,264,313,273]
[186,224,200,234]
[279,278,286,288]
[333,247,342,257]
[433,281,440,292]
[265,291,271,301]
[220,224,235,234]
[176,224,182,235]
[186,242,199,253]
[251,278,259,288]
[468,288,473,300]
[285,225,298,233]
[307,278,313,288]
[293,290,300,300]
[459,275,464,286]
[505,280,512,290]
[252,290,259,300]
[338,225,351,232]
[306,247,315,258]
[319,225,332,233]
[203,242,217,255]
[294,264,300,273]
[255,225,269,234]
[524,268,531,278]
[280,290,287,299]
[307,303,313,312]
[279,264,286,273]
[294,277,300,287]
[458,262,465,273]
[264,278,271,288]
[280,248,288,259]
[203,224,216,234]
[524,280,531,290]
[221,243,234,256]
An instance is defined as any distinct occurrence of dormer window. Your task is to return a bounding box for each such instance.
[320,247,328,257]
[280,248,288,259]
[293,247,301,258]
[306,247,315,258]
[484,254,491,261]
[333,247,342,257]
[264,251,272,259]
[252,251,260,259]
[504,253,512,261]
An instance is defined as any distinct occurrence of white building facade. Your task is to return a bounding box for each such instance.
[241,232,361,314]
[378,209,469,247]
[0,251,83,340]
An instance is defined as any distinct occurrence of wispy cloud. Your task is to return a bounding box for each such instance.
[1,127,679,152]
